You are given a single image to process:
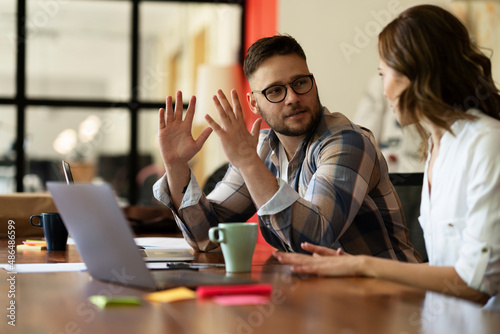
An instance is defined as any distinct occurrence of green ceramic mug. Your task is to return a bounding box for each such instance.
[208,223,258,273]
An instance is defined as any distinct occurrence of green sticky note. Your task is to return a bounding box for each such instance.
[89,295,142,309]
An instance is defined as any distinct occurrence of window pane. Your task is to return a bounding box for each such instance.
[25,107,130,200]
[139,2,242,102]
[26,0,131,100]
[0,0,16,97]
[0,106,16,193]
[137,109,163,205]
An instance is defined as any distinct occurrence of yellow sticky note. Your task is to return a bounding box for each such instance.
[17,244,47,251]
[145,287,196,303]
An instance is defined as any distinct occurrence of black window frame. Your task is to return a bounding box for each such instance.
[1,0,245,204]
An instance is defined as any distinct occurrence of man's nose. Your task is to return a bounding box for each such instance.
[284,85,301,104]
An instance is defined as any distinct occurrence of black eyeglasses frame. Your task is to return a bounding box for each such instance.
[251,74,314,103]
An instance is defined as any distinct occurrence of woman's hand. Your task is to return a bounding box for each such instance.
[273,242,365,277]
[300,242,347,256]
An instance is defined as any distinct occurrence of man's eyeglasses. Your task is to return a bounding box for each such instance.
[252,74,314,103]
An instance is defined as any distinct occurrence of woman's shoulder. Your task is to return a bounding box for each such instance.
[457,110,500,161]
[465,109,500,131]
[455,109,500,142]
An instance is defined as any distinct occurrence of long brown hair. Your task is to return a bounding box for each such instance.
[378,5,500,155]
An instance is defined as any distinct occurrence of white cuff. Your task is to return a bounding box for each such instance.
[257,178,300,216]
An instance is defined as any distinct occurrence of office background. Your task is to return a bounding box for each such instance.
[1,0,498,205]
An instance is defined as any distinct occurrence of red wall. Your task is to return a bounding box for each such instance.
[242,0,278,130]
[243,0,278,248]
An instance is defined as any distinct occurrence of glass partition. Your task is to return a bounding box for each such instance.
[0,0,16,97]
[0,0,243,202]
[0,106,16,193]
[139,2,242,102]
[26,0,131,100]
[25,106,131,199]
[137,109,163,205]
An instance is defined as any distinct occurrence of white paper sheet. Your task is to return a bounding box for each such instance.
[133,237,192,250]
[67,237,192,250]
[0,262,175,272]
[0,238,191,273]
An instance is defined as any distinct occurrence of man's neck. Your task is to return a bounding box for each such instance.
[275,133,306,161]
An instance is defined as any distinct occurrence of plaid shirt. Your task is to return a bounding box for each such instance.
[154,107,421,262]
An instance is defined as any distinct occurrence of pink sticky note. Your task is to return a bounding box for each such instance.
[212,294,270,306]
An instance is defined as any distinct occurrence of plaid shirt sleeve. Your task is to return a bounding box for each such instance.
[153,168,256,251]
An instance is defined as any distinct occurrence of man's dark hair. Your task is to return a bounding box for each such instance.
[243,35,306,79]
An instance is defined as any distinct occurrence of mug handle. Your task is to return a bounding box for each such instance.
[208,227,226,244]
[30,215,43,227]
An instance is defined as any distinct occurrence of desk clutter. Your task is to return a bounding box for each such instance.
[89,283,274,309]
[89,295,143,310]
[2,238,499,333]
[16,239,47,251]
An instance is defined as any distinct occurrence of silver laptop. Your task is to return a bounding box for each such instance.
[47,181,254,290]
[60,160,193,262]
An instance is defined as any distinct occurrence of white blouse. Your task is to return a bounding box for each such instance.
[419,110,500,299]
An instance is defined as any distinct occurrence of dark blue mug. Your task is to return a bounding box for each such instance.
[30,213,68,251]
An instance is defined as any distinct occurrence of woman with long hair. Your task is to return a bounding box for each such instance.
[275,4,500,306]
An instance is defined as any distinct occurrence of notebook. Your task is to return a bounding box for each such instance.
[46,181,254,290]
[60,160,193,262]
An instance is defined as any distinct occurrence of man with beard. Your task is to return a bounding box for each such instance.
[153,35,421,262]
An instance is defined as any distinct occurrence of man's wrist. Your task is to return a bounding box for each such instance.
[165,161,190,172]
[236,154,266,176]
[230,148,259,167]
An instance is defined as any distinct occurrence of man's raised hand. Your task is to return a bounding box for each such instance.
[158,91,212,168]
[205,89,262,169]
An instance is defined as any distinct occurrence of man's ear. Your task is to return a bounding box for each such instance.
[246,92,261,116]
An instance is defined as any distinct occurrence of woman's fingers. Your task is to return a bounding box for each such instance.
[273,251,315,265]
[301,242,338,256]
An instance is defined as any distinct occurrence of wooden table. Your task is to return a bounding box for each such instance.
[1,238,499,334]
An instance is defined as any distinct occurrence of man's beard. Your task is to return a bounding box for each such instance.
[258,93,322,137]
